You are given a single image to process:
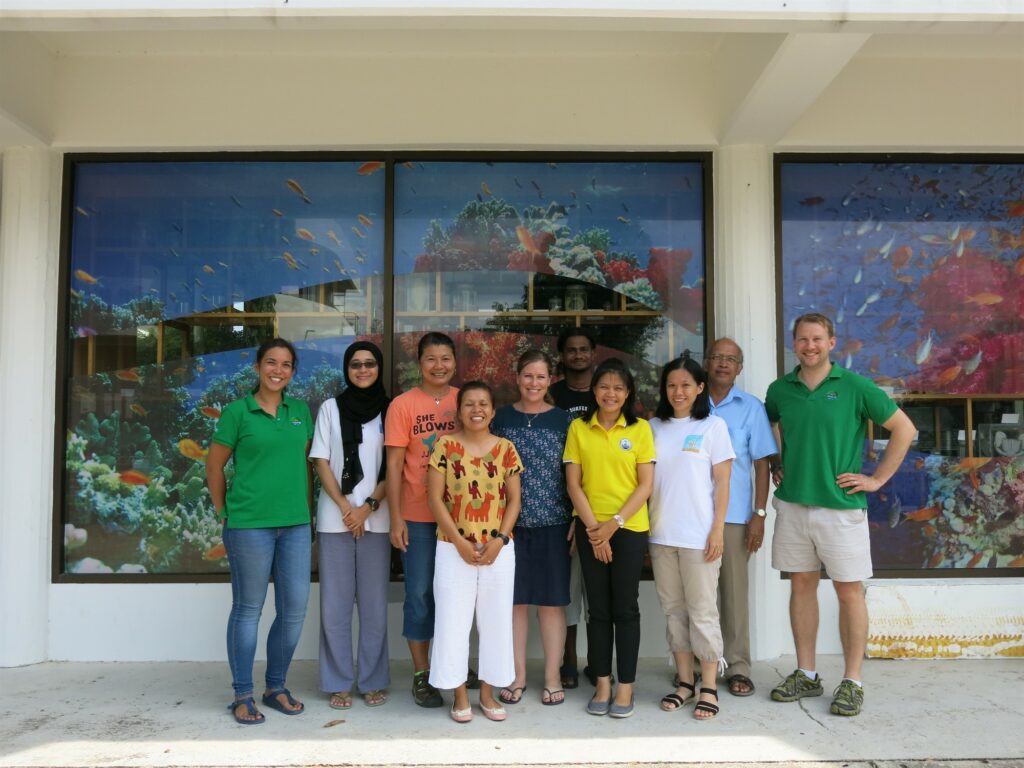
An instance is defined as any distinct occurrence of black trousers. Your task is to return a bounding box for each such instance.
[576,518,648,685]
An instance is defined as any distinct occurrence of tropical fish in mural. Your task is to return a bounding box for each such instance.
[357,214,373,227]
[74,270,99,285]
[178,439,207,461]
[204,542,227,561]
[327,230,342,246]
[115,369,141,383]
[281,252,300,270]
[199,406,222,419]
[915,331,935,365]
[271,208,283,217]
[351,226,366,239]
[515,226,541,256]
[357,161,384,176]
[119,470,151,486]
[964,292,1003,305]
[203,265,215,274]
[129,403,148,417]
[480,182,493,197]
[75,206,91,217]
[296,228,316,242]
[286,179,312,204]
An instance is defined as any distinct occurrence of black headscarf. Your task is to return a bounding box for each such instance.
[335,341,389,495]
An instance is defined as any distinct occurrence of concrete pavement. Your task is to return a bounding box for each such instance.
[1,656,1022,767]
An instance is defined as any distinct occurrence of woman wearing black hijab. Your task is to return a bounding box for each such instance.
[310,341,392,709]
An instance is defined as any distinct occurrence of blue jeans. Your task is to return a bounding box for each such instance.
[400,520,438,641]
[224,523,311,699]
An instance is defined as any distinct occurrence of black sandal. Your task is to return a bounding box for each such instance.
[727,673,756,697]
[560,664,579,690]
[672,670,701,688]
[694,687,719,720]
[660,678,696,712]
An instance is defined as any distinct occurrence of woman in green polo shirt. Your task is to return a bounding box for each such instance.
[206,338,315,725]
[563,358,655,719]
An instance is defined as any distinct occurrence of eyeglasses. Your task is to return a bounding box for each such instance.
[349,360,378,370]
[707,354,742,365]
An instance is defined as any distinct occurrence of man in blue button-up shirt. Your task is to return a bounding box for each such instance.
[705,338,777,697]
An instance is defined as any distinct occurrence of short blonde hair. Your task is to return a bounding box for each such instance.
[792,312,835,339]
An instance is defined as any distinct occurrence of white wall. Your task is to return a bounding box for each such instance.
[2,22,1022,665]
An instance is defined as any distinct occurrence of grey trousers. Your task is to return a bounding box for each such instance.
[719,523,752,678]
[318,531,391,693]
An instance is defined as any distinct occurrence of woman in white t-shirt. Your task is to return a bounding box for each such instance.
[649,355,734,721]
[310,341,391,710]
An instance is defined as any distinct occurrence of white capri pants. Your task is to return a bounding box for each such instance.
[429,540,516,690]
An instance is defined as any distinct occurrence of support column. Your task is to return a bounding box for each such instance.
[713,145,794,660]
[0,147,59,666]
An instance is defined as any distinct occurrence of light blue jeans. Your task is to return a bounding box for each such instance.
[223,523,311,699]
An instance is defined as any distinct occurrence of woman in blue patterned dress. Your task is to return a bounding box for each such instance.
[492,349,574,706]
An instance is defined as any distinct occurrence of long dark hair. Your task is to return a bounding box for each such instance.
[583,358,638,426]
[655,355,710,421]
[252,338,298,394]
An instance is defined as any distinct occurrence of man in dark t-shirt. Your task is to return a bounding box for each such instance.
[551,328,598,689]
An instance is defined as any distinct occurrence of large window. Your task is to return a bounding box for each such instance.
[777,155,1024,575]
[59,154,709,579]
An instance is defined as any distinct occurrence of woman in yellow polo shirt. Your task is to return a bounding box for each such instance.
[206,338,314,725]
[563,358,655,719]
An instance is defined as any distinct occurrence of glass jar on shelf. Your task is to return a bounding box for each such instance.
[564,285,587,312]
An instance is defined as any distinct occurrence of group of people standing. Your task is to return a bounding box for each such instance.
[206,312,915,726]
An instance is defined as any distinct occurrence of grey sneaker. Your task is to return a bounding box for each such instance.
[830,679,864,716]
[770,669,824,702]
[411,670,443,708]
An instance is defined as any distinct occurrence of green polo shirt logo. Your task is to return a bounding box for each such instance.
[825,391,839,401]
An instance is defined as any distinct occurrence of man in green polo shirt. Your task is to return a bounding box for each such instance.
[765,313,915,717]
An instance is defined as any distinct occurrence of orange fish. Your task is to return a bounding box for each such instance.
[839,339,863,356]
[402,161,415,170]
[74,269,99,284]
[935,365,962,386]
[203,264,215,274]
[179,438,207,461]
[515,226,540,256]
[895,275,915,284]
[904,506,941,522]
[115,369,141,382]
[282,252,300,270]
[357,214,373,227]
[357,161,384,176]
[129,403,148,417]
[914,457,925,470]
[200,406,222,419]
[878,314,900,333]
[205,542,227,561]
[119,469,151,486]
[927,552,945,568]
[966,552,984,568]
[286,179,311,204]
[952,457,989,472]
[296,228,315,241]
[965,292,1003,306]
[1005,200,1024,218]
[892,246,912,270]
[1008,555,1024,567]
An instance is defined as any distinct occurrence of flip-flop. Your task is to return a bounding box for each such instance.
[228,697,265,725]
[560,664,579,690]
[498,685,526,704]
[262,688,305,715]
[363,689,387,707]
[329,691,352,710]
[727,674,756,697]
[542,688,565,706]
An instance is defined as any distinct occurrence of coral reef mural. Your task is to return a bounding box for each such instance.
[780,160,1024,571]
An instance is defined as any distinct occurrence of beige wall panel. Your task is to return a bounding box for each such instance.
[782,56,1024,148]
[53,52,715,149]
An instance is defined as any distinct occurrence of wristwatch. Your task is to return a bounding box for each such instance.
[364,497,380,512]
[755,508,767,518]
[493,530,510,546]
[613,514,626,528]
